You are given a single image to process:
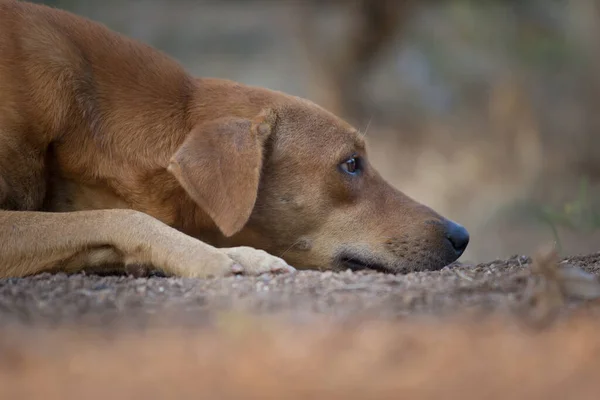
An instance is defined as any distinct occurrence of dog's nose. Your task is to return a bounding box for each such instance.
[444,220,469,256]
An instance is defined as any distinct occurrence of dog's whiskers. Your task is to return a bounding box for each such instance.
[278,238,304,258]
[360,115,373,137]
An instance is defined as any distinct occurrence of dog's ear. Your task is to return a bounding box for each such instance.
[168,109,276,237]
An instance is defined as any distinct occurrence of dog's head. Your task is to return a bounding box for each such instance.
[169,79,468,273]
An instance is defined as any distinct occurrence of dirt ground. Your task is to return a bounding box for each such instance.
[2,252,600,399]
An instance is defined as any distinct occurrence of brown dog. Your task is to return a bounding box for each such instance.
[0,0,469,278]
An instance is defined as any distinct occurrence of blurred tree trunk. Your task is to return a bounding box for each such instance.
[296,0,417,124]
[569,0,600,181]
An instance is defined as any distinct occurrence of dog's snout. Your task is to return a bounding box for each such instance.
[444,220,469,256]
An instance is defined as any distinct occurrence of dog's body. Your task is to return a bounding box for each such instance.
[0,0,468,278]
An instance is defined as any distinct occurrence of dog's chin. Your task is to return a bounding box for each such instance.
[337,255,396,274]
[336,252,453,274]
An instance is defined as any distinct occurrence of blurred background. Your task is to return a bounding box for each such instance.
[35,0,600,263]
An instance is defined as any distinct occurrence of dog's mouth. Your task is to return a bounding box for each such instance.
[338,255,394,274]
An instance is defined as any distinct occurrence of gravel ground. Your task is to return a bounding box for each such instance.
[1,252,600,329]
[2,252,600,399]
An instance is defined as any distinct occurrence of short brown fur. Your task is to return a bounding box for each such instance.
[0,0,467,278]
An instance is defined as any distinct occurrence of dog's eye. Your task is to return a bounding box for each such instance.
[340,156,362,175]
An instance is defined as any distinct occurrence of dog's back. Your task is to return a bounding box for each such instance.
[0,0,190,139]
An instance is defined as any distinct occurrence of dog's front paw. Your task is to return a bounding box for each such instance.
[220,247,296,276]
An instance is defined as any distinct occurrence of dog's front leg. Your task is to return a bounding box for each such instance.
[0,209,294,278]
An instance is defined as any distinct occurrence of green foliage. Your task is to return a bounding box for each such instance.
[538,176,600,250]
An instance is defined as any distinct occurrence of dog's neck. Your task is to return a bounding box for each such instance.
[189,78,279,122]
